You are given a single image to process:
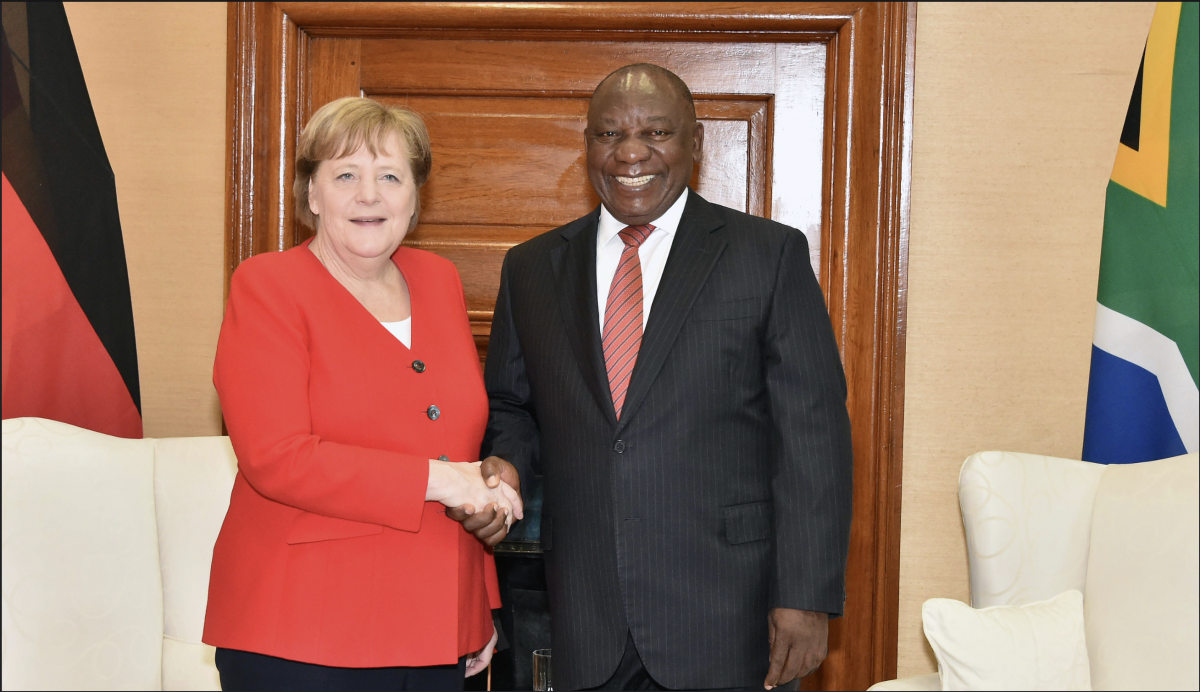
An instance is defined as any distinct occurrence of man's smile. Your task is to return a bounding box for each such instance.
[614,174,657,188]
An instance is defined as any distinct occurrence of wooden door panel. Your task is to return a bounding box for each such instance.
[227,5,915,689]
[401,95,595,226]
[360,39,776,94]
[368,91,772,352]
[402,224,535,311]
[397,95,768,226]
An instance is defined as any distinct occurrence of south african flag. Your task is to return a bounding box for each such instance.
[1082,2,1198,464]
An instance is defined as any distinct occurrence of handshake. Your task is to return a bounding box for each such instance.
[426,456,523,546]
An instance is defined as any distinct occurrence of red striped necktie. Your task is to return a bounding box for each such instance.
[603,224,655,419]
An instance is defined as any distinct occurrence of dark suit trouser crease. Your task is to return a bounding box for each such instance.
[214,648,466,692]
[586,631,664,691]
[585,632,798,692]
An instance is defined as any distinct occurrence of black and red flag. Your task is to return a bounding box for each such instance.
[2,2,141,438]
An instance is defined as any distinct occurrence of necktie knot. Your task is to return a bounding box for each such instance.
[618,224,655,248]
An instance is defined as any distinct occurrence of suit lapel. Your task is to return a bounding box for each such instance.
[551,208,619,427]
[617,192,728,432]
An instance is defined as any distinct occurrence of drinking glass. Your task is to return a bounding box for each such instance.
[533,648,552,691]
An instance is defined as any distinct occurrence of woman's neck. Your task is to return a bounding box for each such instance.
[309,233,396,284]
[308,232,410,321]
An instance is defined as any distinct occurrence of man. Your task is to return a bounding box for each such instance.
[460,64,852,691]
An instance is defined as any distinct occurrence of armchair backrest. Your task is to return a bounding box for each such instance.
[959,450,1199,691]
[2,417,165,690]
[958,451,1105,607]
[1083,454,1198,691]
[2,417,235,691]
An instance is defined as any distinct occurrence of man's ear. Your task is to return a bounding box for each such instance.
[692,120,705,163]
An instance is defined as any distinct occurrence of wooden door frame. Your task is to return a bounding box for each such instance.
[224,3,915,688]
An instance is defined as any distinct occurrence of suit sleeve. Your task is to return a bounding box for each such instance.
[764,230,854,617]
[213,262,428,533]
[481,253,541,491]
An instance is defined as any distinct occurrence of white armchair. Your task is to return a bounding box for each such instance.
[2,417,236,690]
[872,450,1199,691]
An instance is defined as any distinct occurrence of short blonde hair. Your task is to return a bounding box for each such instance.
[294,97,432,231]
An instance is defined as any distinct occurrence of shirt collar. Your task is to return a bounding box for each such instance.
[597,187,690,248]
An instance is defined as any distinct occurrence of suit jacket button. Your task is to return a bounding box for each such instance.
[427,405,441,421]
[412,360,426,373]
[614,440,626,453]
[438,455,449,461]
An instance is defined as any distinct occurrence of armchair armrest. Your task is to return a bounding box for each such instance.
[867,673,940,690]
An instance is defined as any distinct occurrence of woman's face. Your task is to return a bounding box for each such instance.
[308,135,418,260]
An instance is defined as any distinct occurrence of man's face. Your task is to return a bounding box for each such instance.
[584,71,703,226]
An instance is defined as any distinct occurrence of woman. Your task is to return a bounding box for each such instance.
[203,97,521,691]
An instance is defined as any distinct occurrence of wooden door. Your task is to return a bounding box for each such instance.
[226,4,914,689]
[305,40,820,363]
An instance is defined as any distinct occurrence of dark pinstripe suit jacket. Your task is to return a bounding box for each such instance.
[483,191,853,690]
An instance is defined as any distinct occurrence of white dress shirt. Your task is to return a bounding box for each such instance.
[596,188,689,334]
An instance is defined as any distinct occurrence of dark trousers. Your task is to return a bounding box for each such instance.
[215,647,466,692]
[587,632,800,692]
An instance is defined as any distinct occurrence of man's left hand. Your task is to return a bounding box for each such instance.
[764,607,828,689]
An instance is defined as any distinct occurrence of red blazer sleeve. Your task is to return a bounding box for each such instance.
[214,258,428,532]
[486,551,501,609]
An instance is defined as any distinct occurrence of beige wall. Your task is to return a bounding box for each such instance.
[61,0,1157,678]
[899,1,1155,677]
[64,2,226,438]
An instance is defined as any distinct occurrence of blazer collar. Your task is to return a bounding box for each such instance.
[550,207,617,426]
[550,191,729,432]
[617,190,727,432]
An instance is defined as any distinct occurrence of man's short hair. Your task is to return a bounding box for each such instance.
[595,63,696,119]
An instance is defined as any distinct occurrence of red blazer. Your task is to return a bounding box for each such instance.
[203,239,499,667]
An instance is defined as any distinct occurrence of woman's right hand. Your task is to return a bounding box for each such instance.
[426,460,520,524]
[445,456,524,546]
